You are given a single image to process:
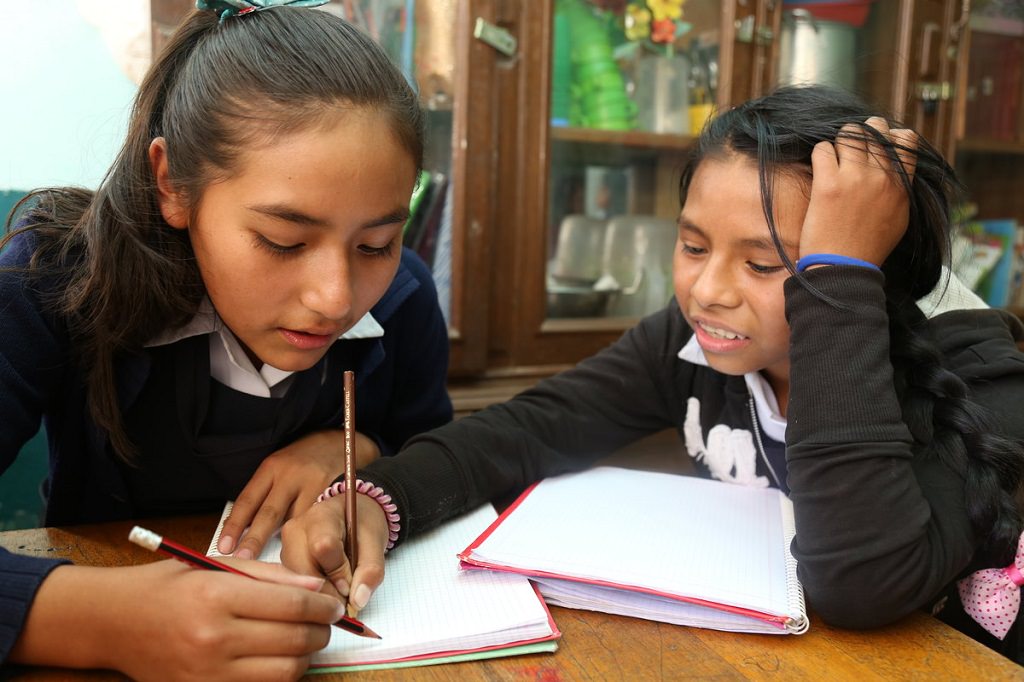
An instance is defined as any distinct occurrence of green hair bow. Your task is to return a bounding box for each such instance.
[196,0,329,23]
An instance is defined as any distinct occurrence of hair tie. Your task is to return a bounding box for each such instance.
[196,0,329,24]
[795,253,881,273]
[318,479,401,552]
[957,531,1024,639]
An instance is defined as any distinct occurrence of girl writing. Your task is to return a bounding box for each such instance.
[289,85,1024,662]
[0,1,451,678]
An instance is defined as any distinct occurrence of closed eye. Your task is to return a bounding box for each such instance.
[358,241,396,258]
[681,243,706,256]
[253,233,302,257]
[747,262,785,275]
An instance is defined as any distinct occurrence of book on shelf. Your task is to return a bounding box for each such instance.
[459,466,809,636]
[208,503,559,672]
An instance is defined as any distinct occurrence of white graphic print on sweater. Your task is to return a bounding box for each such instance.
[683,396,769,487]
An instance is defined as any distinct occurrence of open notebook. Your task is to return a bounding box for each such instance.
[459,466,808,635]
[208,503,559,672]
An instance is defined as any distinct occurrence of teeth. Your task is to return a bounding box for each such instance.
[699,322,745,340]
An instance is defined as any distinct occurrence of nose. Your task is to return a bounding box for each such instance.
[301,252,353,322]
[688,255,741,309]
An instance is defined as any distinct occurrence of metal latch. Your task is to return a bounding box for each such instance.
[734,15,773,44]
[473,18,517,57]
[915,81,952,101]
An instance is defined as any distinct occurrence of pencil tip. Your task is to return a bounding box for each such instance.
[335,615,382,639]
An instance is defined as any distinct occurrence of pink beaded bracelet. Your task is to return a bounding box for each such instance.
[318,478,401,552]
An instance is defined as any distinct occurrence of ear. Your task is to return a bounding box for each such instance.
[149,137,189,229]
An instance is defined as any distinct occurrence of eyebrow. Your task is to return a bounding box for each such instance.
[678,216,797,253]
[247,203,410,229]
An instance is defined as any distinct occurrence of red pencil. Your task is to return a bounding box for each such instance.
[128,525,380,639]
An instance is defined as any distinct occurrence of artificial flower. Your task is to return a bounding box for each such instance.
[650,17,676,43]
[624,5,652,40]
[647,0,683,23]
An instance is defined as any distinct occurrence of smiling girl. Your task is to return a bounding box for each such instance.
[0,2,450,677]
[291,85,1024,662]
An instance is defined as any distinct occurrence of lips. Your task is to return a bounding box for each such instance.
[689,317,751,355]
[278,327,337,351]
[695,320,747,341]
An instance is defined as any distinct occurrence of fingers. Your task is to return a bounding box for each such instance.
[218,477,272,555]
[226,656,316,682]
[833,117,886,170]
[280,497,354,599]
[889,127,918,182]
[233,499,288,561]
[348,496,388,612]
[835,116,917,181]
[226,577,345,629]
[215,556,326,593]
[217,620,333,660]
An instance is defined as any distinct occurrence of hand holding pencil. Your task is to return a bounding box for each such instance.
[279,370,391,617]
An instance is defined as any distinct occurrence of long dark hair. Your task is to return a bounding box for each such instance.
[3,7,424,460]
[679,85,1023,564]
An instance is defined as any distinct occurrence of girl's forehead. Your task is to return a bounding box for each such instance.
[684,156,809,244]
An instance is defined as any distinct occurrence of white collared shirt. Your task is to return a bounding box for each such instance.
[145,298,384,398]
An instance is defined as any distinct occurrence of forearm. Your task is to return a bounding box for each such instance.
[9,564,131,669]
[784,267,972,625]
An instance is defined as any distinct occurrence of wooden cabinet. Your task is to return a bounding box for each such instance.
[955,7,1024,224]
[464,0,1024,395]
[150,1,1023,402]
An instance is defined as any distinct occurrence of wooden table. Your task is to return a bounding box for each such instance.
[2,515,1022,681]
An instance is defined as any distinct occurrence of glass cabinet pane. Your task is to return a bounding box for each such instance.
[769,0,907,108]
[338,1,457,325]
[546,0,725,321]
[961,7,1024,146]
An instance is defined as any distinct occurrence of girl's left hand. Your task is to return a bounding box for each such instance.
[216,429,381,560]
[798,116,918,266]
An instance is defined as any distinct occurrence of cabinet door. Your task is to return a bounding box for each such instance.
[763,0,915,115]
[953,0,1024,316]
[954,2,1024,226]
[308,1,499,376]
[903,0,965,160]
[483,0,749,374]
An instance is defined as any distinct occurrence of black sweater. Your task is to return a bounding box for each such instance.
[359,266,1024,661]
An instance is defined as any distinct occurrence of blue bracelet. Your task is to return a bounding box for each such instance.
[796,253,881,273]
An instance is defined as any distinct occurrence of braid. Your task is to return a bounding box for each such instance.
[887,301,1024,565]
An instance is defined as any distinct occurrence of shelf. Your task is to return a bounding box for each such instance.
[956,138,1024,155]
[970,14,1024,37]
[551,126,695,151]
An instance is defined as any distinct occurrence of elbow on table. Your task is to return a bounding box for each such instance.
[806,584,916,630]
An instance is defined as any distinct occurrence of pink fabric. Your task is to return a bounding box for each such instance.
[957,532,1024,639]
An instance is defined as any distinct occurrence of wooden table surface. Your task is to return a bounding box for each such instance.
[2,515,1022,681]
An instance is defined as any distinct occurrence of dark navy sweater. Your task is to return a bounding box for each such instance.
[0,233,452,662]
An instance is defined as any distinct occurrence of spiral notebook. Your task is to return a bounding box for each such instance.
[459,467,808,635]
[208,503,559,672]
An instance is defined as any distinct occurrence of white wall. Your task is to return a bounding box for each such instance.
[0,0,147,192]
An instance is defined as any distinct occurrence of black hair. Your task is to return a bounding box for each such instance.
[679,84,1023,564]
[3,7,424,459]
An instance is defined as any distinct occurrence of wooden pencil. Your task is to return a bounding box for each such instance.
[343,370,358,618]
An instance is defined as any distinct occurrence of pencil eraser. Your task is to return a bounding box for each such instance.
[129,526,161,551]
